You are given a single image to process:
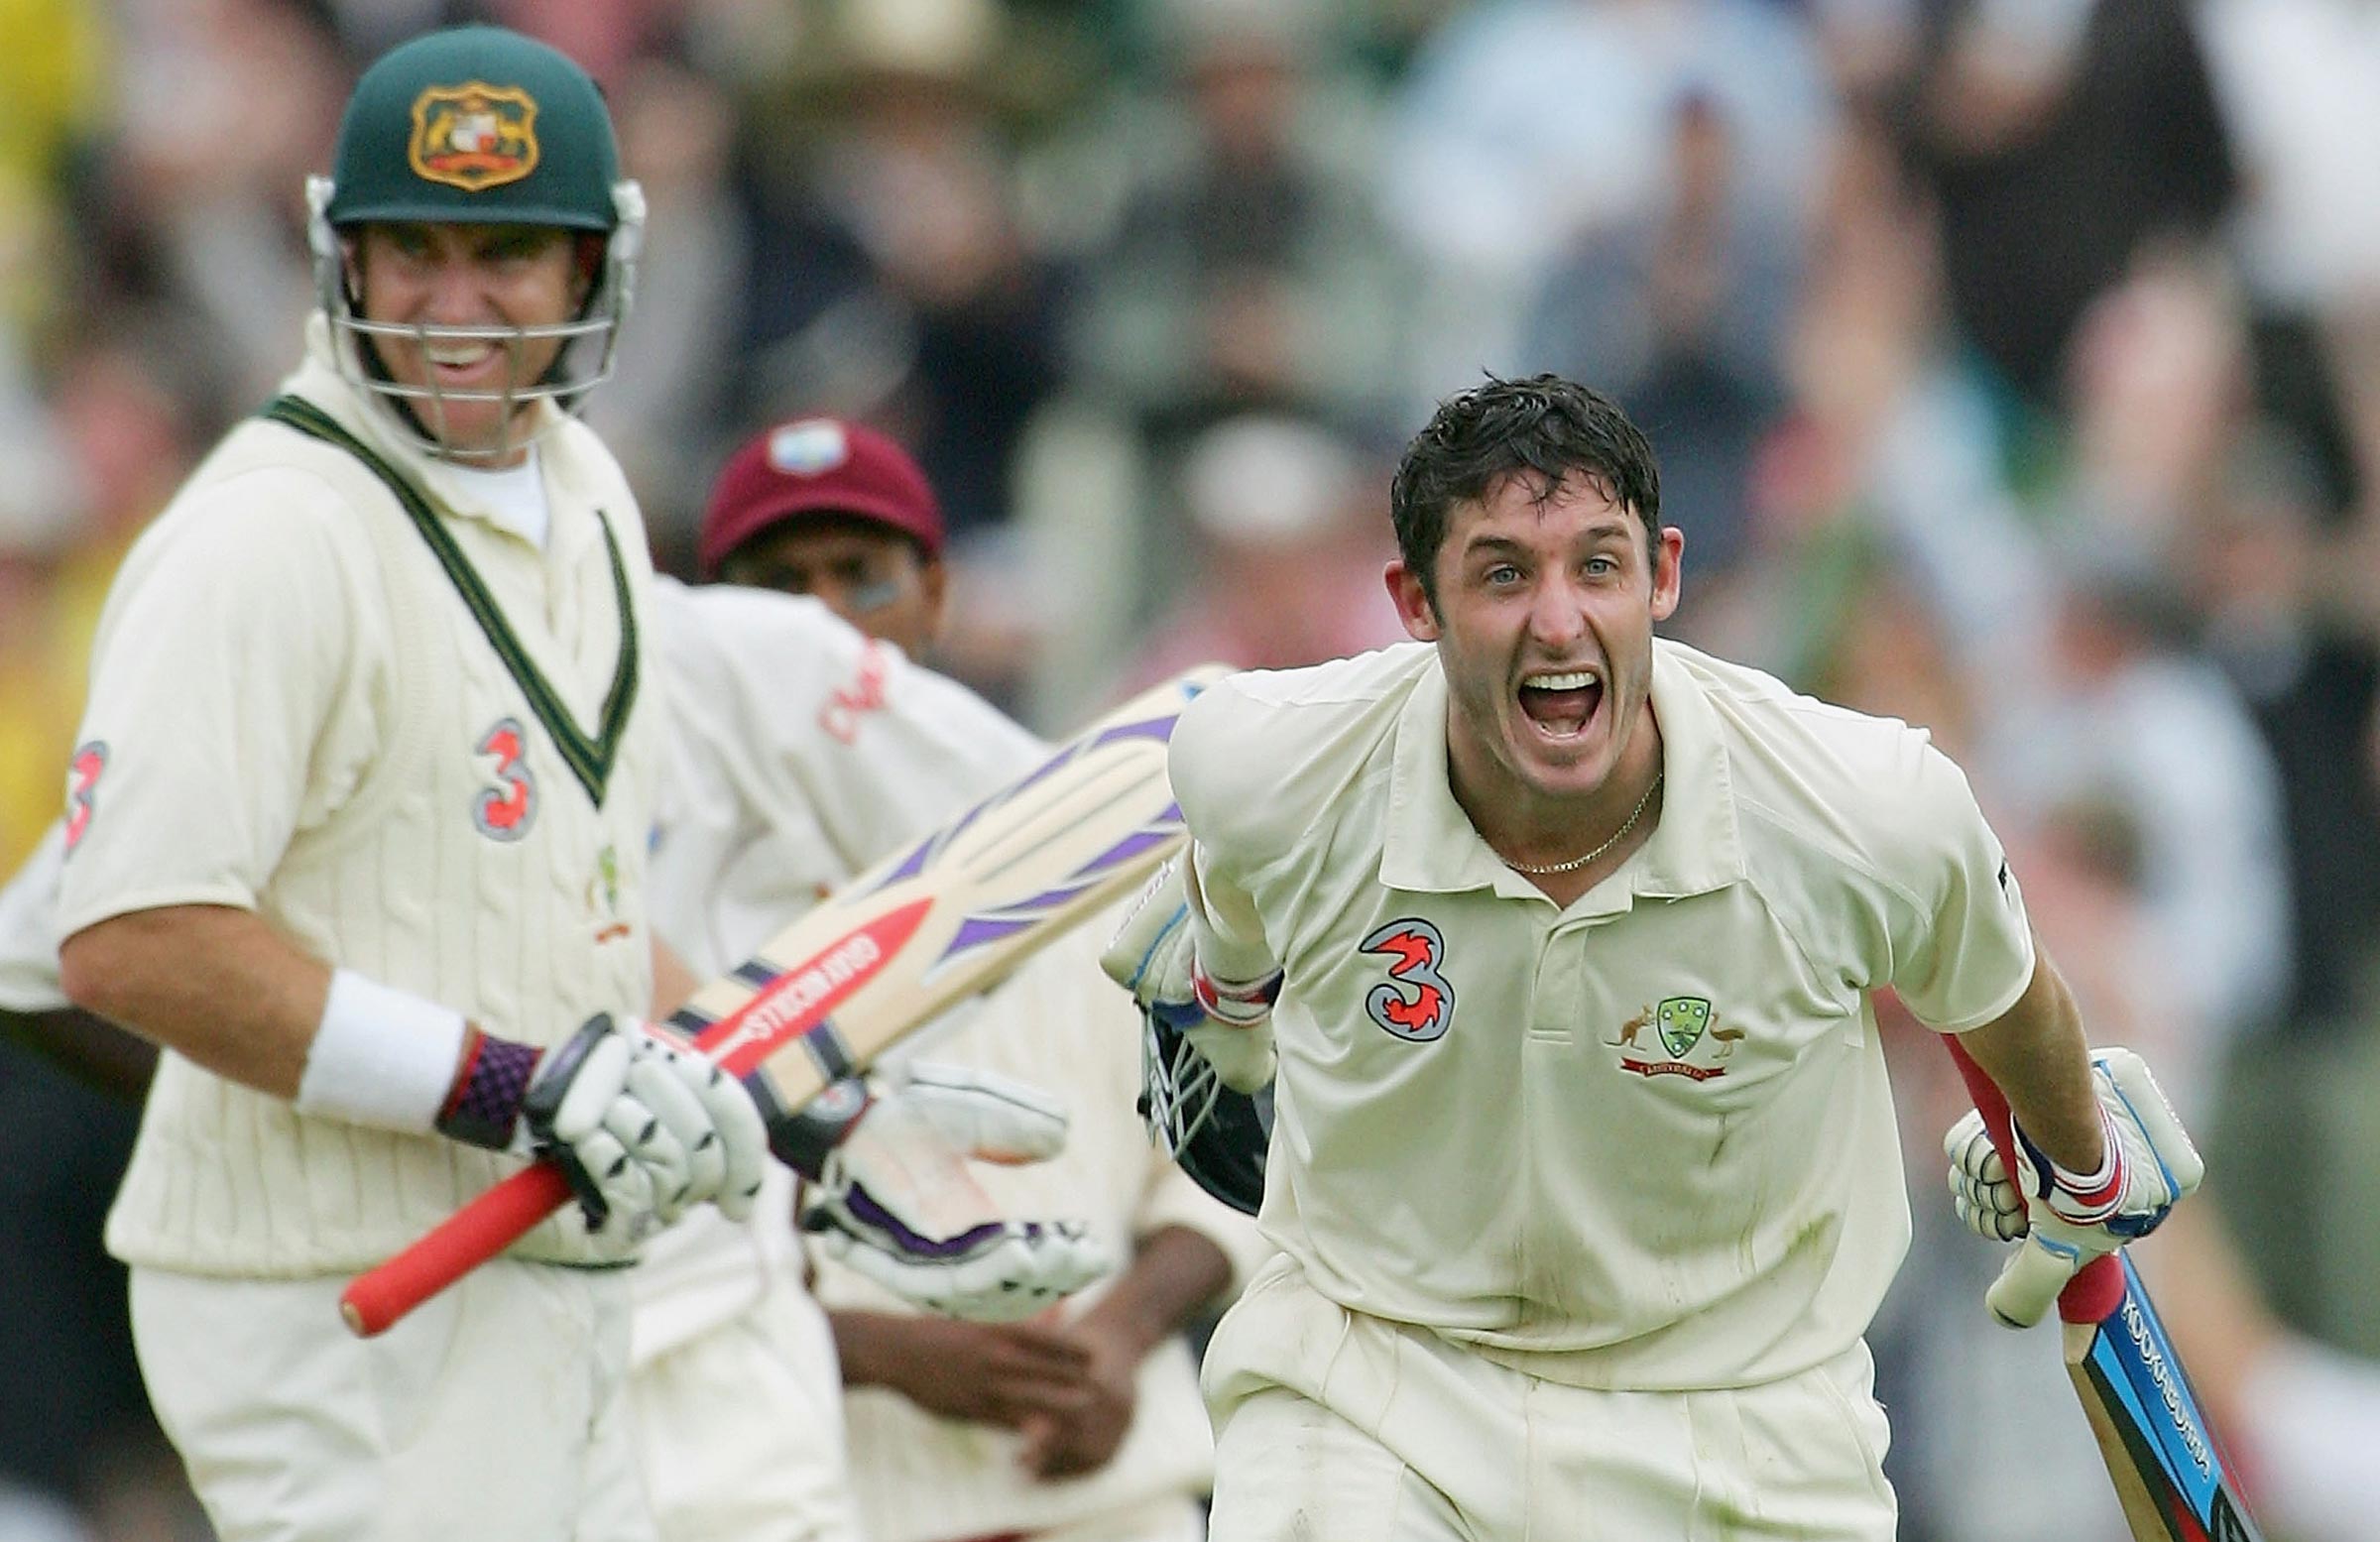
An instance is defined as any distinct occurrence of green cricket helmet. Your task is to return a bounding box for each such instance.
[304,25,645,458]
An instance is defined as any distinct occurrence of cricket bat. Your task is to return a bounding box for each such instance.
[340,666,1226,1338]
[1945,1039,2266,1542]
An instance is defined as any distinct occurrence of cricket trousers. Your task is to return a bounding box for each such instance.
[131,1261,656,1542]
[1202,1257,1898,1541]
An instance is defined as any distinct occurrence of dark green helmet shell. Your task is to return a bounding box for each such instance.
[324,26,619,231]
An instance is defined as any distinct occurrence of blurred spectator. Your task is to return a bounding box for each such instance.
[0,0,103,347]
[583,48,752,558]
[1751,109,2056,687]
[1982,255,2293,1049]
[2198,0,2380,524]
[1379,0,1835,413]
[2192,713,2380,1542]
[2060,251,2253,553]
[1989,546,2291,1053]
[1892,0,2237,415]
[0,548,73,881]
[724,0,1071,706]
[733,0,1065,546]
[96,0,348,404]
[1065,0,1410,440]
[1125,414,1407,686]
[1521,86,1797,585]
[2199,0,2380,325]
[2191,425,2380,1030]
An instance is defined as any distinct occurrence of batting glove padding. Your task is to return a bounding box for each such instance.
[1944,1113,2030,1243]
[514,1013,771,1235]
[1943,1046,2202,1327]
[1100,859,1279,1094]
[797,1063,1113,1322]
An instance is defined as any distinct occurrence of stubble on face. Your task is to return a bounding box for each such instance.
[1388,470,1682,851]
[349,223,584,461]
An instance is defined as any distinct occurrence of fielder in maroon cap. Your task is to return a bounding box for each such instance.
[699,417,949,657]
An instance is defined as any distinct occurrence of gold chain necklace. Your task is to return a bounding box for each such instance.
[1502,772,1665,877]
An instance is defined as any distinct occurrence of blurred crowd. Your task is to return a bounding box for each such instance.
[3,0,2378,1539]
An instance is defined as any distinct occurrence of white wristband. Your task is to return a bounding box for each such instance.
[294,968,469,1133]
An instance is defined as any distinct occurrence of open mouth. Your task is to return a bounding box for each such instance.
[1517,668,1603,740]
[421,340,508,387]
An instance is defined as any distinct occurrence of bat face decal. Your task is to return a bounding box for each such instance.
[1361,918,1455,1042]
[695,897,933,1078]
[2071,1259,2266,1542]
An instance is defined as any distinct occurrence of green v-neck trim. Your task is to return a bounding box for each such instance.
[259,394,640,808]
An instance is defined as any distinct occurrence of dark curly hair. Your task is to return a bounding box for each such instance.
[1389,375,1663,610]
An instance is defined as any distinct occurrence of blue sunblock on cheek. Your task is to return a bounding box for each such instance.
[848,577,904,613]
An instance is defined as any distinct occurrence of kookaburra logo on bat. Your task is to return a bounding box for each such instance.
[1360,918,1455,1042]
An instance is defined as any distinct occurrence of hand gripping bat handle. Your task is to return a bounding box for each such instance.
[339,1163,573,1337]
[1944,1039,2128,1329]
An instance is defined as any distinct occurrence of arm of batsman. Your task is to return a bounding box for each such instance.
[1099,857,1279,1094]
[1942,1045,2203,1327]
[785,1063,1113,1322]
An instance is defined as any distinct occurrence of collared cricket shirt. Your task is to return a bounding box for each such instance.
[1172,639,2035,1389]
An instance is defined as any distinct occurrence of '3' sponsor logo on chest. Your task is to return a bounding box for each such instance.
[1360,918,1455,1042]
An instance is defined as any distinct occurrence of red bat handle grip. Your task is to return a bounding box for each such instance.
[1944,1037,2126,1325]
[338,1163,574,1337]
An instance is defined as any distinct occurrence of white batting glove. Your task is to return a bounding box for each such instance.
[1944,1112,2030,1243]
[1100,859,1279,1093]
[792,1063,1113,1322]
[514,1014,770,1235]
[1944,1046,2203,1328]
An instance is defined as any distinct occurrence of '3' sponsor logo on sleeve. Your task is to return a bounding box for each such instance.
[63,742,107,854]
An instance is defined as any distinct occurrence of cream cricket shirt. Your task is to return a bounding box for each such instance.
[60,321,662,1276]
[1175,639,2035,1391]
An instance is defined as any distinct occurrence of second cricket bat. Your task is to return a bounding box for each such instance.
[1946,1040,2265,1542]
[340,666,1225,1337]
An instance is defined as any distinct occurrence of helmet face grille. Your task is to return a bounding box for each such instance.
[304,172,645,463]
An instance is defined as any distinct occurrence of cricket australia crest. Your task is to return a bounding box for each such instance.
[1607,995,1744,1081]
[411,81,539,190]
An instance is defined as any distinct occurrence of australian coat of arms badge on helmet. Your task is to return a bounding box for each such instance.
[409,81,539,191]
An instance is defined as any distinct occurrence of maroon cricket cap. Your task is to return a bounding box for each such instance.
[698,417,945,576]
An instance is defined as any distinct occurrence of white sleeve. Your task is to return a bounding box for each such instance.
[55,471,363,940]
[1168,683,1282,985]
[657,583,1048,873]
[1887,740,2037,1031]
[0,822,67,1012]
